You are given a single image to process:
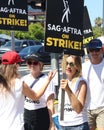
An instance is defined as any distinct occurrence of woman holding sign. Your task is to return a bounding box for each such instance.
[58,55,90,130]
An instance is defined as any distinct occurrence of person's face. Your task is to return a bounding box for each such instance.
[88,48,103,61]
[26,60,41,73]
[66,56,77,78]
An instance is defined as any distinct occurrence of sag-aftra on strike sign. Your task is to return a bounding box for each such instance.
[0,0,28,31]
[45,0,84,56]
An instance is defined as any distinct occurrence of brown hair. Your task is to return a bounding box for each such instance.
[0,73,9,93]
[0,64,20,90]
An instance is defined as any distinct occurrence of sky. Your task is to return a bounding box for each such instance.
[84,0,103,26]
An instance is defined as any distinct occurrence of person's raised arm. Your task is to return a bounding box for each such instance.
[22,70,57,100]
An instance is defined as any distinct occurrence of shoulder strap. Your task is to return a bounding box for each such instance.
[25,73,45,99]
[30,73,44,88]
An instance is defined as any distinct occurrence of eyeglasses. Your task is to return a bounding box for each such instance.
[66,62,75,67]
[89,48,101,52]
[27,61,39,65]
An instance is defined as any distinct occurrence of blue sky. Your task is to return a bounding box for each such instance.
[84,0,103,26]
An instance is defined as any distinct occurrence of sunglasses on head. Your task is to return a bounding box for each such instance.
[66,62,75,67]
[27,61,39,65]
[89,48,101,52]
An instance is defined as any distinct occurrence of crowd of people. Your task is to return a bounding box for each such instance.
[0,38,104,130]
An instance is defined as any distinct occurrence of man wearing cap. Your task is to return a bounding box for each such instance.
[82,39,104,130]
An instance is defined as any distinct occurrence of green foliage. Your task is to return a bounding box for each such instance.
[28,22,44,41]
[0,22,44,41]
[0,30,11,36]
[94,17,103,27]
[92,26,103,38]
[92,17,104,38]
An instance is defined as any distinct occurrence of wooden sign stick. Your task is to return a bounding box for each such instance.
[60,53,67,120]
[84,47,88,55]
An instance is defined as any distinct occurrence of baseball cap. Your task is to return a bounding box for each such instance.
[2,51,22,65]
[87,39,102,49]
[25,54,43,62]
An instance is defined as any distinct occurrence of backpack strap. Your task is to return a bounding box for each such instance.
[30,73,45,88]
[25,73,45,99]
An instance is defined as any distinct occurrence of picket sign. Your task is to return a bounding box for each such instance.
[60,53,67,120]
[45,0,85,121]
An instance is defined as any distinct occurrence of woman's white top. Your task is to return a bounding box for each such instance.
[22,74,55,110]
[0,78,24,130]
[58,77,89,126]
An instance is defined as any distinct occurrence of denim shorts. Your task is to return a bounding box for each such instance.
[59,122,90,130]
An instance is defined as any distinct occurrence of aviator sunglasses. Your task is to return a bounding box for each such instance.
[27,61,39,65]
[66,62,75,67]
[89,48,101,52]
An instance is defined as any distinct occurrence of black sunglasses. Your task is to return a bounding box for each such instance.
[27,61,39,65]
[89,48,101,52]
[66,62,75,67]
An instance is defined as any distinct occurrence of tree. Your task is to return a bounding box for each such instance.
[94,17,103,27]
[92,17,103,38]
[92,26,103,38]
[28,22,44,41]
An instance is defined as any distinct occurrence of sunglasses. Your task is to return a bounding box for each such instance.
[89,48,101,52]
[27,61,39,65]
[66,62,75,67]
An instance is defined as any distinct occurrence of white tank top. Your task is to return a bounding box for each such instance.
[58,77,89,126]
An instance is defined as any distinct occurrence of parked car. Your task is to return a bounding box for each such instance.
[0,39,42,52]
[0,38,9,46]
[0,39,42,60]
[19,45,51,65]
